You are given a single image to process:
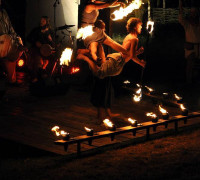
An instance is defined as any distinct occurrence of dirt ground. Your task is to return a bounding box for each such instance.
[1,124,200,180]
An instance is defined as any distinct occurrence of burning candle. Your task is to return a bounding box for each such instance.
[133,87,142,102]
[145,85,155,95]
[103,119,116,131]
[174,94,183,103]
[146,112,158,123]
[51,126,70,140]
[159,105,169,120]
[180,104,188,116]
[84,127,94,136]
[162,92,169,99]
[128,118,138,127]
[60,130,70,140]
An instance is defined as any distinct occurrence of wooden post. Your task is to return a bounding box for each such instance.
[146,127,150,140]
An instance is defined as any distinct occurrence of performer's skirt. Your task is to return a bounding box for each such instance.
[97,53,125,79]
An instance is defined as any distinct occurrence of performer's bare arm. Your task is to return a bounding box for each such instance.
[85,0,118,13]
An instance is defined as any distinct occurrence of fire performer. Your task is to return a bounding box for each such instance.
[81,0,127,64]
[77,17,146,79]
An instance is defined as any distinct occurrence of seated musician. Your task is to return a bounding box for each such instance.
[0,0,23,85]
[27,16,55,81]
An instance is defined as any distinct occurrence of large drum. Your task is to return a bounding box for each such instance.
[0,34,23,62]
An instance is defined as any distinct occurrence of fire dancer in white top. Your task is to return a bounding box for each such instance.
[81,0,127,63]
[77,17,146,79]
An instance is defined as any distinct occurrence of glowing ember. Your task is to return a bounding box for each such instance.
[76,25,94,39]
[146,20,154,33]
[17,59,25,67]
[146,112,157,118]
[111,0,143,21]
[124,80,130,84]
[159,105,168,114]
[60,48,73,66]
[145,85,154,93]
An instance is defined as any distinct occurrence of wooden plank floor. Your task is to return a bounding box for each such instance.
[0,80,199,155]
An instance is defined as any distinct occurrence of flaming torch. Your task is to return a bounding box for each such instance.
[180,104,188,116]
[103,119,116,131]
[128,118,138,127]
[51,126,70,140]
[110,0,143,21]
[146,112,158,123]
[159,105,169,120]
[76,25,94,40]
[60,48,73,66]
[84,127,94,136]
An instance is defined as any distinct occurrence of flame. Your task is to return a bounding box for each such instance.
[159,105,168,114]
[133,87,142,102]
[60,48,73,66]
[103,119,114,128]
[51,126,69,137]
[146,112,157,118]
[51,126,60,136]
[17,59,25,67]
[174,94,182,101]
[111,0,143,21]
[163,92,168,96]
[84,126,92,132]
[180,104,186,110]
[124,80,130,84]
[128,118,137,124]
[136,84,141,87]
[146,21,154,33]
[76,25,94,39]
[145,85,154,92]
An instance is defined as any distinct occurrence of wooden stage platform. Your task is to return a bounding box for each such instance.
[0,79,200,156]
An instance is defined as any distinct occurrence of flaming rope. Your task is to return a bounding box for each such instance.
[111,0,143,21]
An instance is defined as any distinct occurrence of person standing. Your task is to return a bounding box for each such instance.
[0,0,23,85]
[27,16,55,82]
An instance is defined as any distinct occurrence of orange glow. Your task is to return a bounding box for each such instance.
[133,87,142,102]
[51,126,60,136]
[146,112,157,118]
[71,67,80,74]
[124,80,130,84]
[60,48,73,66]
[77,25,94,39]
[111,0,143,21]
[159,105,168,114]
[146,21,154,33]
[17,59,25,67]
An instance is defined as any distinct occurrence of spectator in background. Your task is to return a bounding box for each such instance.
[27,16,55,82]
[179,0,200,83]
